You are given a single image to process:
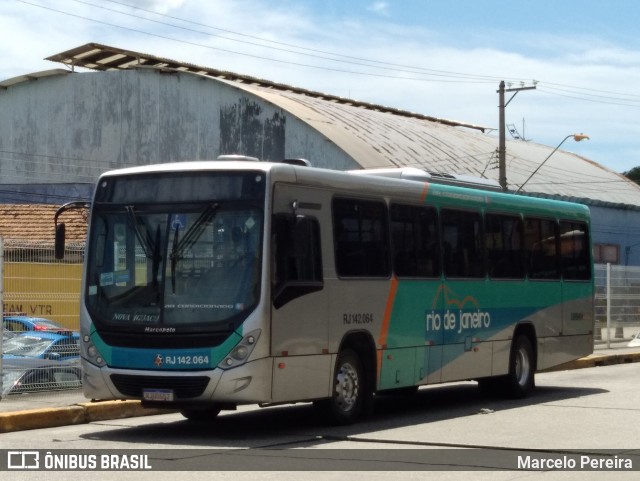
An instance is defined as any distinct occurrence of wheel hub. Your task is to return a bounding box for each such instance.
[335,362,359,411]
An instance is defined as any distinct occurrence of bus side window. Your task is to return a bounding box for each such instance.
[560,221,591,280]
[272,214,324,309]
[390,203,440,278]
[525,218,560,279]
[333,198,390,277]
[441,209,485,278]
[485,213,525,279]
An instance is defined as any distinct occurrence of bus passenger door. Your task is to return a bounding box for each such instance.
[270,188,331,402]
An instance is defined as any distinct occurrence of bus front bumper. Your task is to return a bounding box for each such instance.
[82,357,274,405]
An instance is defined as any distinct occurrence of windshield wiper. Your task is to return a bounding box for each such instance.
[170,204,219,261]
[152,224,162,290]
[169,203,219,293]
[126,206,162,295]
[125,206,155,259]
[170,222,180,294]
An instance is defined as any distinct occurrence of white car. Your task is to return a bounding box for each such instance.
[628,332,640,347]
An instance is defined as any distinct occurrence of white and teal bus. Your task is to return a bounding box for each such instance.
[55,157,594,424]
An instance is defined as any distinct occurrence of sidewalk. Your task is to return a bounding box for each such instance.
[1,342,639,433]
[541,340,640,371]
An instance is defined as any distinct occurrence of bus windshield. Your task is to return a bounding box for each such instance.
[85,171,265,335]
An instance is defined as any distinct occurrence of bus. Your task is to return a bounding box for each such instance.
[54,157,594,424]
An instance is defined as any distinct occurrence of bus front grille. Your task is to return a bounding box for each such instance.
[110,374,210,399]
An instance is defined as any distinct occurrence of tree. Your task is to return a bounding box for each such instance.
[623,167,640,185]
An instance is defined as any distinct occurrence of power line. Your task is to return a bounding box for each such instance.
[14,0,497,84]
[82,0,640,105]
[6,2,640,199]
[507,156,628,182]
[93,0,513,82]
[0,149,114,166]
[537,86,640,108]
[15,0,640,107]
[0,188,90,203]
[3,145,636,192]
[542,80,640,101]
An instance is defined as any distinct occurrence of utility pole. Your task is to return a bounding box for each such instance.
[498,81,506,190]
[497,81,536,191]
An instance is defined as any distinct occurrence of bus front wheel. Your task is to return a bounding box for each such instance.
[315,349,367,425]
[180,405,222,422]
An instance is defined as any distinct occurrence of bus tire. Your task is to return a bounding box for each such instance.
[180,405,222,422]
[316,348,366,425]
[504,334,535,398]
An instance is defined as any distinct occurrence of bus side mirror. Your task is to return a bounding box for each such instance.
[55,223,66,260]
[53,201,91,260]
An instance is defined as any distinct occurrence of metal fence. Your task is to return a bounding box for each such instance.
[1,238,84,401]
[595,263,640,346]
[2,239,640,404]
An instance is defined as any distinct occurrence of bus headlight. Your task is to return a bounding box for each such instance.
[84,336,106,367]
[219,330,261,370]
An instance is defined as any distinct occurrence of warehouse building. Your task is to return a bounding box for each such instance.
[1,43,639,265]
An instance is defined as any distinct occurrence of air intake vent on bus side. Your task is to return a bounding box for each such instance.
[349,167,501,191]
[347,167,431,182]
[281,158,311,167]
[217,155,260,162]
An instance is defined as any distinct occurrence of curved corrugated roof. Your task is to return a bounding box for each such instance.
[0,69,70,90]
[42,43,640,208]
[243,83,640,206]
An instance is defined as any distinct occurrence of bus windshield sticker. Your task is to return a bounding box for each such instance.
[114,270,130,284]
[164,303,235,310]
[100,272,114,286]
[170,213,187,231]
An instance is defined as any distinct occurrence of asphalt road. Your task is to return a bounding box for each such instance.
[1,362,639,480]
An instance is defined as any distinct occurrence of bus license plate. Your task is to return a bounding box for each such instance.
[143,389,175,402]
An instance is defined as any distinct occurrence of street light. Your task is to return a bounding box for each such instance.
[516,133,590,193]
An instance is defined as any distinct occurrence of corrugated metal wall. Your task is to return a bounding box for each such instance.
[0,69,356,186]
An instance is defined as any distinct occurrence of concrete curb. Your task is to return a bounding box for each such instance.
[0,401,175,434]
[1,351,639,433]
[541,351,640,372]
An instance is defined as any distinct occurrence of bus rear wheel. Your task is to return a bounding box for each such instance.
[504,334,535,398]
[315,349,366,425]
[478,334,535,399]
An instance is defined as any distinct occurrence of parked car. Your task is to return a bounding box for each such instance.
[628,331,640,347]
[3,315,67,334]
[2,330,80,361]
[1,357,82,397]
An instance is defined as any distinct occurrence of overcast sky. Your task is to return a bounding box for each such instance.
[3,0,640,173]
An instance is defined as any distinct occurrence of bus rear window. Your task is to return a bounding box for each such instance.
[525,218,559,280]
[560,221,591,280]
